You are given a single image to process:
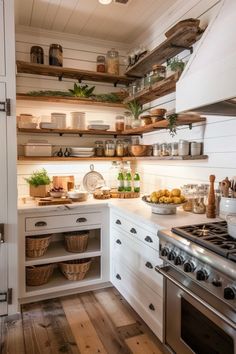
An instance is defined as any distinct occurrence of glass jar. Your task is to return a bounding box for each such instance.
[124,112,132,130]
[94,141,104,157]
[96,55,106,73]
[49,44,63,66]
[30,46,44,64]
[129,83,137,97]
[178,140,190,156]
[151,65,166,84]
[106,48,119,75]
[171,142,179,156]
[144,72,152,87]
[105,140,116,157]
[153,143,160,157]
[123,139,130,156]
[115,115,125,132]
[161,143,169,156]
[116,140,125,157]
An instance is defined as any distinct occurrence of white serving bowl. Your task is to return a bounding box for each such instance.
[49,191,64,198]
[67,191,88,202]
[219,197,236,219]
[226,215,236,239]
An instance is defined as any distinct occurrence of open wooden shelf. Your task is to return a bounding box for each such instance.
[125,25,202,77]
[18,156,124,162]
[16,94,126,108]
[124,72,180,105]
[16,61,134,86]
[17,127,128,137]
[125,155,208,161]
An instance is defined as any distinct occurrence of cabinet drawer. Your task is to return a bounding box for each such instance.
[25,212,101,232]
[111,213,159,251]
[112,261,163,341]
[111,229,163,297]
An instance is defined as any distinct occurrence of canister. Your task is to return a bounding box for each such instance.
[178,140,189,156]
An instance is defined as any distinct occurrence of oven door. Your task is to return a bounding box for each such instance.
[157,266,236,354]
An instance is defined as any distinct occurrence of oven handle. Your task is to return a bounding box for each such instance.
[156,265,236,330]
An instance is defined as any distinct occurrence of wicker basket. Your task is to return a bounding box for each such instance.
[64,231,89,253]
[26,264,54,286]
[59,258,91,281]
[26,234,52,258]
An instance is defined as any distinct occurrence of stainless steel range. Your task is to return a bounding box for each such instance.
[156,221,236,354]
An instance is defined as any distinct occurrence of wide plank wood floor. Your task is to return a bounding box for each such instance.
[0,287,165,354]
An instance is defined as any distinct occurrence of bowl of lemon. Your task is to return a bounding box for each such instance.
[142,188,187,215]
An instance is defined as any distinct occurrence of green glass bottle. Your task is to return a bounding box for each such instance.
[133,172,140,193]
[117,171,124,192]
[124,171,132,192]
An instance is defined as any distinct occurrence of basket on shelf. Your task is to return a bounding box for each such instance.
[26,263,54,286]
[26,234,52,258]
[64,231,89,253]
[59,258,92,281]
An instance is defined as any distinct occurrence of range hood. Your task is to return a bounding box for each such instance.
[176,0,236,116]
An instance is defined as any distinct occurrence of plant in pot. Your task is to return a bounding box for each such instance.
[25,169,51,197]
[126,101,146,128]
[166,57,185,78]
[166,113,178,137]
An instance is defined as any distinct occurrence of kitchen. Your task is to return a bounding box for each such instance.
[0,0,236,353]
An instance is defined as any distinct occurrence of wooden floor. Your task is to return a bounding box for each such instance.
[0,287,165,354]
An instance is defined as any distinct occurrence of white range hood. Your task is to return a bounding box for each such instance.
[176,0,236,116]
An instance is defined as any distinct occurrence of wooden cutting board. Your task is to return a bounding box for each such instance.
[38,198,72,206]
[53,176,74,191]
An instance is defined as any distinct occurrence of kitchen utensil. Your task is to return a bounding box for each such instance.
[219,197,236,219]
[226,214,236,239]
[220,177,231,197]
[142,196,185,215]
[83,164,105,192]
[230,177,236,197]
[128,145,152,157]
[206,174,216,218]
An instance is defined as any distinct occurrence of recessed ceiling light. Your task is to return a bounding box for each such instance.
[99,0,112,4]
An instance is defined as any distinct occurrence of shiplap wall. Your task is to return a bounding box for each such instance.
[135,0,236,193]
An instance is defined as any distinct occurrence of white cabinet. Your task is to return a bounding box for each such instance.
[0,0,5,76]
[18,206,110,302]
[110,210,164,342]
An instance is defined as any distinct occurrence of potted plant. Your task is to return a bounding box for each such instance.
[126,101,145,128]
[166,113,178,137]
[166,57,185,77]
[25,169,51,197]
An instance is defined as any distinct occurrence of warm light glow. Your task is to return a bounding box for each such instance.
[99,0,112,4]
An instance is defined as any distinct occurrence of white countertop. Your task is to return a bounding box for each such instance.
[18,196,219,230]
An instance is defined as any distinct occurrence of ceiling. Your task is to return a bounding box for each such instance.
[15,0,177,43]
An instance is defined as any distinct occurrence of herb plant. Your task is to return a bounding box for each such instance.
[126,101,146,120]
[167,57,185,73]
[25,169,51,187]
[166,113,178,137]
[68,83,95,98]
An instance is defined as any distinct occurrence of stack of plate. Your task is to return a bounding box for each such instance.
[87,120,110,131]
[70,147,94,157]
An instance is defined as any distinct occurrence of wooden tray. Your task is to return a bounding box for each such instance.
[110,190,140,199]
[38,198,72,206]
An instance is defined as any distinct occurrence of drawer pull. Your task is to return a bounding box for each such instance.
[115,219,121,225]
[116,274,121,280]
[116,239,122,245]
[145,261,153,269]
[130,228,137,234]
[35,221,47,227]
[76,217,87,223]
[145,236,153,243]
[149,303,155,311]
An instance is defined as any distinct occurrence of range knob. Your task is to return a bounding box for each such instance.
[212,279,222,287]
[174,255,185,266]
[161,247,170,257]
[167,250,177,261]
[183,260,196,273]
[224,287,236,300]
[196,269,209,281]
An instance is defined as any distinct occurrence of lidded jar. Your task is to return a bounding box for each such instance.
[96,55,106,73]
[94,141,104,157]
[49,44,63,67]
[105,140,116,157]
[106,48,119,75]
[115,115,125,132]
[30,46,44,64]
[151,65,166,84]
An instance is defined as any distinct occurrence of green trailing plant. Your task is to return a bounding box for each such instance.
[68,83,95,98]
[25,169,51,187]
[27,90,73,97]
[166,113,178,137]
[126,101,146,120]
[167,57,185,73]
[95,93,123,103]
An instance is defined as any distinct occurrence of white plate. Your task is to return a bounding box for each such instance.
[71,147,94,152]
[71,154,94,157]
[87,125,110,130]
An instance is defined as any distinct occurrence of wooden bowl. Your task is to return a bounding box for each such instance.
[150,108,167,117]
[141,115,152,125]
[129,145,152,157]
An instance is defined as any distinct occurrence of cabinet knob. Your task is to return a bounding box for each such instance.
[116,219,121,225]
[145,236,153,243]
[145,261,153,269]
[116,274,121,280]
[130,228,137,234]
[149,303,155,311]
[76,217,87,223]
[116,239,122,245]
[35,221,47,227]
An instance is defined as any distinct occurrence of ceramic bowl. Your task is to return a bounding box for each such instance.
[219,197,236,219]
[49,191,64,198]
[226,215,236,239]
[129,145,152,157]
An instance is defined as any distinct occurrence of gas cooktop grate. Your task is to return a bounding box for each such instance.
[172,221,236,261]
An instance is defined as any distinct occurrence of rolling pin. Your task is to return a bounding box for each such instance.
[207,174,216,218]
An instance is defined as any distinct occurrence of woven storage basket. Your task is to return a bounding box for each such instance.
[64,231,89,253]
[26,264,53,286]
[59,258,91,281]
[26,234,52,258]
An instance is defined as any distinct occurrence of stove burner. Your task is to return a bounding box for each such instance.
[193,225,210,237]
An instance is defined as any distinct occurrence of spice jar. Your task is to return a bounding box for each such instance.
[123,139,130,156]
[106,48,119,75]
[115,115,125,132]
[105,140,116,157]
[171,142,178,156]
[124,112,132,130]
[96,55,106,73]
[161,143,169,156]
[116,140,125,157]
[49,44,63,67]
[191,141,202,156]
[30,46,44,64]
[95,141,104,157]
[151,65,166,84]
[153,144,160,157]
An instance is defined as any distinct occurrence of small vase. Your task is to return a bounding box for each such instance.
[131,119,142,129]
